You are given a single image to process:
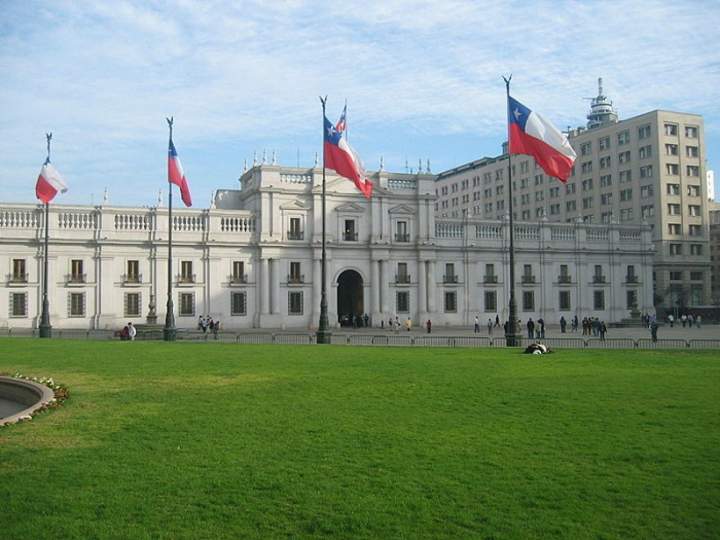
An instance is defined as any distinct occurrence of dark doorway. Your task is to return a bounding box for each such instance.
[337,270,364,327]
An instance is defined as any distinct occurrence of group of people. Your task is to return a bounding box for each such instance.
[579,317,607,338]
[474,315,502,335]
[559,315,580,333]
[119,322,137,341]
[340,313,370,328]
[382,316,414,333]
[663,313,702,328]
[198,315,221,337]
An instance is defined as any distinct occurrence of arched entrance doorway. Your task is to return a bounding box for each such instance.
[337,270,364,327]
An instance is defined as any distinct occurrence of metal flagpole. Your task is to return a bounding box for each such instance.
[39,133,53,338]
[316,96,332,344]
[503,75,519,346]
[163,117,177,341]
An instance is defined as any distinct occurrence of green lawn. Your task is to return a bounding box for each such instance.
[1,340,719,539]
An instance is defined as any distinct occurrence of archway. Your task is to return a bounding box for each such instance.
[337,270,364,327]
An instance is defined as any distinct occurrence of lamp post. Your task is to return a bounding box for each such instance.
[39,133,53,339]
[316,96,332,344]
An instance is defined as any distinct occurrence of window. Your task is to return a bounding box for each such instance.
[231,292,247,316]
[582,178,593,191]
[687,185,700,197]
[549,186,560,198]
[559,264,570,283]
[666,183,680,195]
[685,126,698,138]
[484,264,496,283]
[288,291,304,315]
[667,204,681,215]
[444,263,456,283]
[593,290,605,310]
[521,161,529,173]
[71,259,84,282]
[594,265,604,280]
[669,243,682,256]
[626,290,638,310]
[343,219,357,241]
[620,188,633,202]
[668,223,681,235]
[289,217,303,240]
[581,162,592,174]
[559,290,571,311]
[618,170,631,184]
[396,262,409,283]
[669,271,682,281]
[686,165,699,177]
[10,292,27,317]
[584,215,594,224]
[69,292,85,317]
[601,193,613,206]
[452,183,458,193]
[550,203,560,215]
[600,174,612,187]
[124,293,141,317]
[582,197,593,209]
[396,291,409,313]
[688,205,701,217]
[521,193,530,205]
[566,200,576,212]
[522,210,531,220]
[395,221,409,242]
[665,144,678,156]
[689,224,702,237]
[580,142,592,156]
[664,123,678,136]
[599,136,610,150]
[520,178,529,188]
[566,183,576,194]
[618,150,631,164]
[535,191,544,202]
[535,174,544,185]
[232,261,246,282]
[627,265,637,282]
[289,262,303,283]
[641,185,654,198]
[690,271,703,281]
[522,291,534,311]
[522,264,534,283]
[11,259,26,282]
[620,208,634,222]
[496,185,504,196]
[686,145,699,158]
[484,291,497,312]
[639,145,652,159]
[444,291,457,312]
[600,156,611,168]
[180,261,193,282]
[601,212,612,223]
[618,130,630,145]
[641,205,654,218]
[690,244,703,256]
[638,125,651,139]
[179,292,194,316]
[126,260,140,282]
[666,163,679,175]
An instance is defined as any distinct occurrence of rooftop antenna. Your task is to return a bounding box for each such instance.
[418,158,422,174]
[102,187,109,205]
[252,151,257,166]
[426,158,431,174]
[157,188,162,207]
[379,155,384,172]
[262,149,267,164]
[405,158,409,173]
[314,151,319,167]
[243,158,248,173]
[272,149,277,165]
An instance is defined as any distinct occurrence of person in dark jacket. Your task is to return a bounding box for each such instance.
[526,318,535,339]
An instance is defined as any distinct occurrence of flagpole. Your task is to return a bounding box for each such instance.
[163,117,177,341]
[316,96,331,344]
[503,75,519,346]
[39,133,53,338]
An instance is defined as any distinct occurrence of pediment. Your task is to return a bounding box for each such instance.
[388,204,416,215]
[334,202,365,214]
[279,199,310,211]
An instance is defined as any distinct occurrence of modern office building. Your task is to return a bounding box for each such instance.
[709,201,720,303]
[0,163,653,330]
[435,80,711,309]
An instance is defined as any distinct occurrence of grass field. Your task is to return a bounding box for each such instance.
[1,340,718,539]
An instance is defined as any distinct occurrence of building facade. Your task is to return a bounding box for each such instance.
[435,84,711,309]
[0,164,654,330]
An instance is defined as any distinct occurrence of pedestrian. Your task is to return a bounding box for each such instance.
[572,315,579,333]
[120,324,130,341]
[599,321,607,341]
[388,317,393,331]
[538,318,545,339]
[650,320,659,342]
[688,313,694,328]
[495,315,500,328]
[405,317,412,332]
[560,316,566,333]
[697,315,702,328]
[474,316,480,333]
[128,322,136,341]
[426,319,432,333]
[487,318,493,335]
[364,313,369,328]
[681,313,687,328]
[526,318,535,339]
[668,314,674,328]
[212,319,220,339]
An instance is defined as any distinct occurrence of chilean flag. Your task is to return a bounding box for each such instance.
[508,96,576,182]
[35,162,68,204]
[168,139,192,207]
[335,103,347,134]
[324,115,372,199]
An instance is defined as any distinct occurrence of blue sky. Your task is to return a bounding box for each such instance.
[2,0,720,207]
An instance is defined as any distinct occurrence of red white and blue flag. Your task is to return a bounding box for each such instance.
[168,139,192,207]
[335,103,347,134]
[508,96,576,182]
[324,115,372,199]
[35,161,68,204]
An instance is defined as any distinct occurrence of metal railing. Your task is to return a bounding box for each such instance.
[394,233,410,242]
[176,274,196,284]
[592,275,607,283]
[287,231,304,241]
[483,275,498,284]
[7,273,28,283]
[121,273,142,284]
[395,274,411,284]
[558,275,572,284]
[521,275,536,284]
[343,232,358,241]
[66,273,87,284]
[229,274,248,284]
[443,275,458,284]
[287,274,305,284]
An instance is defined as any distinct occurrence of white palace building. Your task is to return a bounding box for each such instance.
[0,164,655,331]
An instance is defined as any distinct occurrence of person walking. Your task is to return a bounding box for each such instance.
[128,322,137,341]
[426,319,432,334]
[494,315,500,328]
[572,315,579,333]
[405,317,412,332]
[599,321,607,341]
[697,315,702,328]
[538,318,545,339]
[650,320,659,342]
[526,318,535,339]
[474,316,480,333]
[560,316,567,333]
[487,318,493,336]
[212,319,220,339]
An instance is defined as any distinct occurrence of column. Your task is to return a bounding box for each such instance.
[271,258,281,314]
[260,258,269,314]
[371,260,380,313]
[312,258,321,323]
[418,259,427,314]
[380,260,390,314]
[427,260,437,312]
